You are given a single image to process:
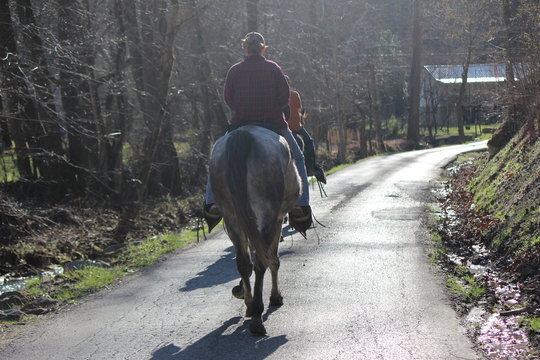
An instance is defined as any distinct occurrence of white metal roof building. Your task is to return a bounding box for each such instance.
[419,63,524,129]
[423,63,522,84]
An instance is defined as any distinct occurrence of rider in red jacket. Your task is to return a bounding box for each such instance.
[204,32,312,233]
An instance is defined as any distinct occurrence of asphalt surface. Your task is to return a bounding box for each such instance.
[0,142,488,360]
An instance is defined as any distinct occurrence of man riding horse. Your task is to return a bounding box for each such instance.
[204,32,312,234]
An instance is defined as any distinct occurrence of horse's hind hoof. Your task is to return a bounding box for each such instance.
[249,319,267,336]
[269,294,283,307]
[232,285,244,299]
[232,281,244,299]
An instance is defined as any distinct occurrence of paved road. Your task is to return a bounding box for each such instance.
[0,142,487,360]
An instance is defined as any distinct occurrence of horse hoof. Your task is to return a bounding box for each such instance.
[269,294,283,307]
[249,319,267,336]
[245,305,254,318]
[232,285,244,299]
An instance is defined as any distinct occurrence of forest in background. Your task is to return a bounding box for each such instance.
[0,0,538,243]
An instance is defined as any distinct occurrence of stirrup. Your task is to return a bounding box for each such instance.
[204,203,222,233]
[289,205,313,236]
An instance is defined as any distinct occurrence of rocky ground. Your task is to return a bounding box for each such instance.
[0,194,203,328]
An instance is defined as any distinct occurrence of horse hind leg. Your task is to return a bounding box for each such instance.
[269,259,283,306]
[237,253,254,318]
[268,221,284,307]
[248,219,283,335]
[232,245,252,301]
[249,261,267,336]
[228,228,254,314]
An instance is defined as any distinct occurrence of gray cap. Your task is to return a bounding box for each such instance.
[242,32,266,51]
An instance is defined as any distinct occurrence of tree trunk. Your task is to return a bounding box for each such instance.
[190,0,214,158]
[359,116,367,158]
[115,0,180,240]
[0,0,33,179]
[502,0,516,86]
[246,0,259,32]
[57,0,100,193]
[488,0,523,157]
[368,63,385,152]
[15,0,69,198]
[100,0,131,198]
[329,7,346,164]
[407,0,423,146]
[455,62,469,142]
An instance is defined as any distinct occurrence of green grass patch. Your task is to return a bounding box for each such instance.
[427,230,446,264]
[421,125,497,140]
[0,151,20,182]
[125,231,196,268]
[427,246,445,264]
[25,277,46,297]
[527,317,540,333]
[21,228,201,302]
[322,153,381,178]
[52,267,125,301]
[467,136,540,253]
[446,274,486,303]
[324,163,351,176]
[174,142,191,154]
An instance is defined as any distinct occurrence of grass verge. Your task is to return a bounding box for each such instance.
[527,317,540,333]
[446,274,486,303]
[21,228,203,303]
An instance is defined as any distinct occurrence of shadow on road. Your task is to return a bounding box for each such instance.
[149,314,288,360]
[179,246,238,292]
[180,231,299,293]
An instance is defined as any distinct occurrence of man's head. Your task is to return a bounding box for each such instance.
[284,75,291,85]
[242,32,267,56]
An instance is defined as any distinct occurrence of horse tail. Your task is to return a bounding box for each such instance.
[225,130,273,267]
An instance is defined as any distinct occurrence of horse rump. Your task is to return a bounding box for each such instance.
[209,125,300,335]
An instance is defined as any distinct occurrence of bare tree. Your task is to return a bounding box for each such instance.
[407,0,423,146]
[57,0,100,192]
[246,0,259,32]
[15,0,70,198]
[115,0,182,240]
[0,0,33,179]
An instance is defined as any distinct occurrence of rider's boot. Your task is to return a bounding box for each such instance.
[289,205,313,237]
[203,203,222,232]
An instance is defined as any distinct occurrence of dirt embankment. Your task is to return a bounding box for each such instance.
[0,196,202,279]
[434,132,540,357]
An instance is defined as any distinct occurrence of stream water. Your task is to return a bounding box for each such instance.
[0,265,64,295]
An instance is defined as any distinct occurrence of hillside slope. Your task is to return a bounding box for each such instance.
[469,131,540,256]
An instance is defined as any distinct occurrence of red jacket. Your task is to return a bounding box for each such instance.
[224,55,290,129]
[288,90,303,132]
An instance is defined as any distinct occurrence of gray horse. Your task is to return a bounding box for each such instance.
[209,125,301,335]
